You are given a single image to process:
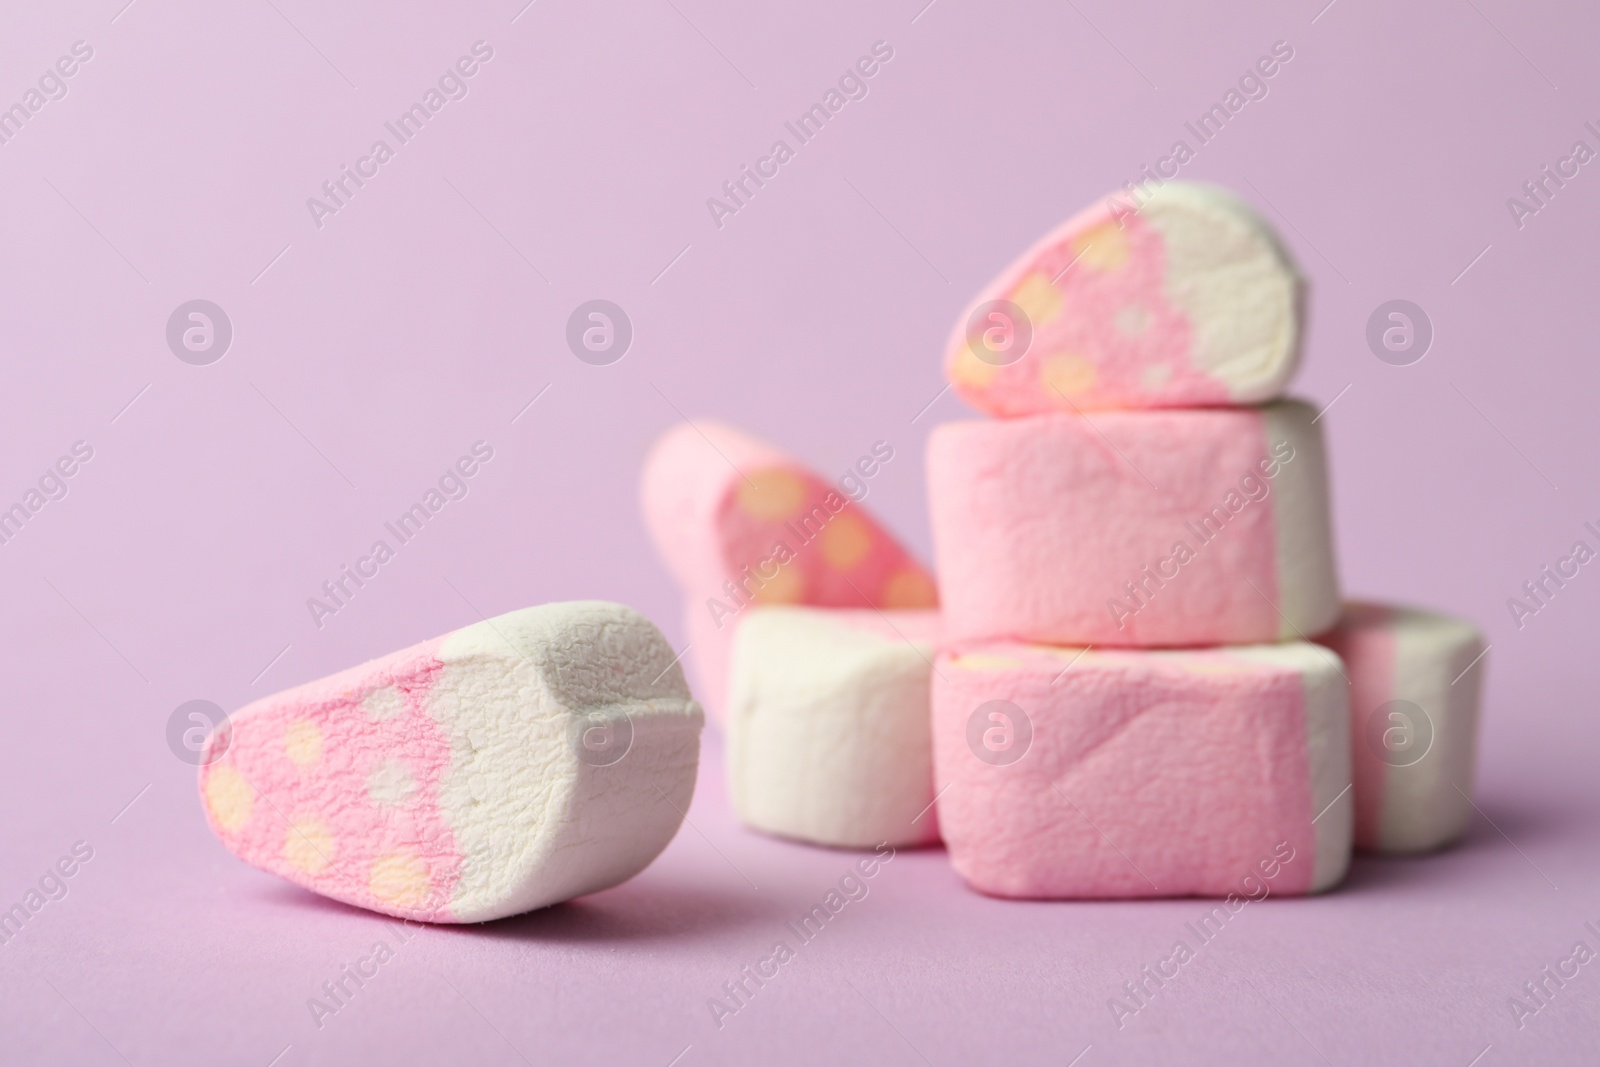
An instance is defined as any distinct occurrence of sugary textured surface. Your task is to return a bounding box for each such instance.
[642,421,937,723]
[198,601,703,923]
[1317,602,1485,853]
[945,181,1302,414]
[931,641,1351,899]
[927,400,1339,646]
[727,607,942,848]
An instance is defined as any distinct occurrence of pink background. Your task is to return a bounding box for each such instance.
[3,0,1598,1062]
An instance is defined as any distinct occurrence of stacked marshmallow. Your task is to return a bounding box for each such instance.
[642,181,1487,897]
[927,181,1483,898]
[640,422,937,725]
[641,424,943,848]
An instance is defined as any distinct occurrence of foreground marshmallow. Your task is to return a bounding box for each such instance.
[728,607,941,848]
[932,642,1351,898]
[946,182,1301,415]
[199,602,702,923]
[928,399,1339,646]
[1316,602,1485,854]
[643,421,936,723]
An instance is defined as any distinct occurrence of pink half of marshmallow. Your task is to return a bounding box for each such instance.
[927,400,1340,647]
[1316,602,1486,854]
[198,601,703,923]
[642,421,936,723]
[945,181,1302,415]
[931,641,1352,899]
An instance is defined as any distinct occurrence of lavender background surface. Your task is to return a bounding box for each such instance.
[2,0,1598,1063]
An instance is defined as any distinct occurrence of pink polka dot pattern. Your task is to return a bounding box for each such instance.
[945,184,1298,414]
[643,421,939,725]
[198,639,464,922]
[715,464,937,613]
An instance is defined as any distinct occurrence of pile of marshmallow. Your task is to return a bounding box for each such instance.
[195,182,1483,923]
[645,181,1485,899]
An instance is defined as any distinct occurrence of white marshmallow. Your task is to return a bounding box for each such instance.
[727,607,941,849]
[1317,602,1486,854]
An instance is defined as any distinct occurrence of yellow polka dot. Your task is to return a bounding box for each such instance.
[1036,645,1093,660]
[881,568,937,609]
[1009,272,1063,327]
[819,514,873,570]
[1071,222,1130,271]
[950,345,1000,388]
[369,850,431,908]
[284,718,323,767]
[950,654,1022,672]
[752,565,804,604]
[1180,660,1243,676]
[283,817,335,874]
[1041,354,1098,399]
[737,468,808,522]
[204,765,253,832]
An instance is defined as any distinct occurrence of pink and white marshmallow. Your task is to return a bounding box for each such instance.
[927,399,1339,647]
[932,641,1352,899]
[642,421,936,725]
[199,601,703,923]
[1316,602,1486,854]
[727,606,942,849]
[946,181,1302,415]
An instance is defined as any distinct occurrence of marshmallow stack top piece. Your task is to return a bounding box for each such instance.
[946,181,1302,415]
[199,601,703,923]
[1317,602,1486,854]
[927,399,1340,647]
[642,421,937,722]
[932,640,1351,899]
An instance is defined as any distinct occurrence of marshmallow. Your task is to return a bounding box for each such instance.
[931,641,1351,898]
[198,602,703,923]
[927,399,1339,647]
[1316,602,1485,854]
[642,421,936,723]
[946,181,1301,415]
[727,607,941,848]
